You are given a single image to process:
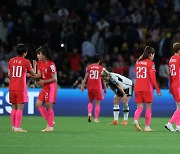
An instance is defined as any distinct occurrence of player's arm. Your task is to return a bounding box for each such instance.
[38,73,57,85]
[102,79,107,93]
[149,70,161,96]
[81,73,88,92]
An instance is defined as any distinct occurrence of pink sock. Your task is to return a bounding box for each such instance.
[38,106,48,121]
[15,110,22,128]
[94,104,100,119]
[145,109,152,126]
[88,103,93,115]
[10,109,16,127]
[169,109,179,124]
[134,107,143,121]
[47,109,54,127]
[176,110,180,126]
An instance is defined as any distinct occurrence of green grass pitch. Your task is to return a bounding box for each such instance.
[1,116,180,154]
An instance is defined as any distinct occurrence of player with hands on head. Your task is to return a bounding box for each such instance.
[81,54,107,123]
[134,46,161,132]
[34,46,57,132]
[101,68,133,125]
[165,42,180,132]
[8,43,36,132]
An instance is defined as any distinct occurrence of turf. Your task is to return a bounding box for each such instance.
[1,116,180,154]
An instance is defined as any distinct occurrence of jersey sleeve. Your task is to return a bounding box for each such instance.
[149,62,160,93]
[26,59,33,71]
[49,62,57,74]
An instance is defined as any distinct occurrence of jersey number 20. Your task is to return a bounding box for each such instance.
[136,67,147,78]
[89,70,99,79]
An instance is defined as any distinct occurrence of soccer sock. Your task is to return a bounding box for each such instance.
[145,108,152,126]
[88,103,93,115]
[169,109,179,124]
[47,109,54,127]
[113,105,119,121]
[123,104,129,121]
[38,106,48,121]
[15,109,22,128]
[94,104,100,119]
[175,109,180,126]
[134,107,143,122]
[10,109,16,127]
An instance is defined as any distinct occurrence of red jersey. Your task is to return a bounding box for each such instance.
[134,59,160,93]
[169,54,180,88]
[37,60,57,90]
[8,56,33,92]
[86,63,103,90]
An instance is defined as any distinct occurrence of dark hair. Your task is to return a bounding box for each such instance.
[36,45,53,60]
[93,54,100,63]
[138,46,155,61]
[16,44,28,56]
[173,42,180,53]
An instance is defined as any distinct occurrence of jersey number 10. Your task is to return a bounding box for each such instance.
[12,66,23,78]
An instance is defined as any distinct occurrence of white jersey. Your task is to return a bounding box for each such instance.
[109,73,132,89]
[107,73,133,96]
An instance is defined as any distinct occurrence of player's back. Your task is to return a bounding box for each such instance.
[169,55,180,87]
[87,63,103,89]
[134,59,154,91]
[110,73,132,89]
[8,56,32,91]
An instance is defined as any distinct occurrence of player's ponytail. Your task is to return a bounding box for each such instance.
[138,46,155,61]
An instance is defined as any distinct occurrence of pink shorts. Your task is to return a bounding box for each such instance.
[134,91,153,103]
[88,89,103,102]
[9,90,28,104]
[171,87,180,102]
[38,89,57,103]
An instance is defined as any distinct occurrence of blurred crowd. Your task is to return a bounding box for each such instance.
[0,0,179,88]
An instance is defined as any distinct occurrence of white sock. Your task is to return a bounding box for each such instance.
[113,105,119,121]
[123,104,129,121]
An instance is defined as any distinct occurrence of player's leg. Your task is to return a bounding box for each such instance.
[10,104,17,131]
[175,102,180,131]
[94,100,100,122]
[41,102,54,132]
[36,99,48,120]
[14,103,27,132]
[121,96,131,125]
[87,90,94,122]
[165,88,179,132]
[110,95,121,125]
[36,91,48,121]
[94,89,103,122]
[144,102,153,132]
[134,103,143,131]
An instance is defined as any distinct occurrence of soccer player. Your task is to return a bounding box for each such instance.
[134,46,161,132]
[34,46,57,132]
[165,42,180,132]
[81,54,107,123]
[8,43,36,132]
[101,68,133,125]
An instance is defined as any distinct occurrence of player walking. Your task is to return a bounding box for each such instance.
[134,46,161,132]
[81,54,106,122]
[165,42,180,132]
